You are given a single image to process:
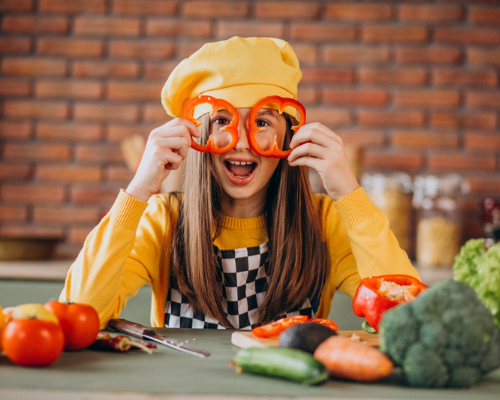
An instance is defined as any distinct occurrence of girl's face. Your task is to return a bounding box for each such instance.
[210,107,287,216]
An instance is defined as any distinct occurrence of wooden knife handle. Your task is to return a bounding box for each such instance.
[108,319,155,339]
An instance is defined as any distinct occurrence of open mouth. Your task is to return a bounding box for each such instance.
[225,160,257,178]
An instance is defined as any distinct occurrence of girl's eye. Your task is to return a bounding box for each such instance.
[255,119,270,128]
[212,117,230,126]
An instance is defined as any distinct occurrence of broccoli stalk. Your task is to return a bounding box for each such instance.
[379,279,500,388]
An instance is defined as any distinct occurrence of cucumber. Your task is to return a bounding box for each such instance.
[234,347,329,385]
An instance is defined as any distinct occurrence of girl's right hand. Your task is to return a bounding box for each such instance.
[125,118,200,202]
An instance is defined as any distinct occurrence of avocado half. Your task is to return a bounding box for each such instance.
[278,322,337,354]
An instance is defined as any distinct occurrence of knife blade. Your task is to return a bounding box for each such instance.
[108,319,210,358]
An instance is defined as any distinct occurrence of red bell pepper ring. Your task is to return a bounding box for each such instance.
[352,274,428,332]
[247,95,306,159]
[252,315,338,338]
[182,95,239,154]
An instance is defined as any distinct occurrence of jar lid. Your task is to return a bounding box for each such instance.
[361,172,412,193]
[413,174,469,206]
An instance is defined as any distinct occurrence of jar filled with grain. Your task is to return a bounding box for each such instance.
[361,172,413,253]
[413,174,468,268]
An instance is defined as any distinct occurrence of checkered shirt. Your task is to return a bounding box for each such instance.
[164,242,314,329]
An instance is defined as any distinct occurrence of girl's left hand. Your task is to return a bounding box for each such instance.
[287,122,359,201]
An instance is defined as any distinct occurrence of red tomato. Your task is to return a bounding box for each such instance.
[2,318,64,367]
[44,301,100,351]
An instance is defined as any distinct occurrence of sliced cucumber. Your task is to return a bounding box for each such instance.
[234,347,328,385]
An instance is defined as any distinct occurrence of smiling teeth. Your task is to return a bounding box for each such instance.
[227,161,253,165]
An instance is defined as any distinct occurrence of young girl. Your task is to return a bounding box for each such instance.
[61,37,420,330]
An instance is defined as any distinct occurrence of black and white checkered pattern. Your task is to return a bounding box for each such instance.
[164,242,314,329]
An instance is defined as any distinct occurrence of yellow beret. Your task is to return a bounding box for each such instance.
[161,36,302,118]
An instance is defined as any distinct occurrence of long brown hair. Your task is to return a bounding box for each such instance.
[170,113,328,328]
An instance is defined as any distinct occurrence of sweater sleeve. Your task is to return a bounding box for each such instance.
[315,187,420,319]
[60,190,174,329]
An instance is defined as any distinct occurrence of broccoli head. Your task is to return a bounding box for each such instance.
[379,279,500,388]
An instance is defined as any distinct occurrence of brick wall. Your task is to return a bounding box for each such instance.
[1,0,499,258]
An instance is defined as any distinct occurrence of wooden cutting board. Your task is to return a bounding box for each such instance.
[231,330,379,348]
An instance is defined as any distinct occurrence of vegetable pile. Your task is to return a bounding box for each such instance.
[379,279,500,388]
[453,238,500,328]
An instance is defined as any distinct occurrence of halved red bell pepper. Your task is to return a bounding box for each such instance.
[247,95,306,159]
[352,274,428,332]
[252,315,338,338]
[182,95,239,154]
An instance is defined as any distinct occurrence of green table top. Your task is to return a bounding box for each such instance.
[1,328,499,400]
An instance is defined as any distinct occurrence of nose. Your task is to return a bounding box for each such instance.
[234,109,251,150]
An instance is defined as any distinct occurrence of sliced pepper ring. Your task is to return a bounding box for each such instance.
[247,95,306,159]
[182,95,239,154]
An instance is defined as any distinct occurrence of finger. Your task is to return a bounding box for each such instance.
[287,141,327,164]
[290,123,340,149]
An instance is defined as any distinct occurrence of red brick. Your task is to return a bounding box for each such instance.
[0,37,31,54]
[67,227,94,245]
[0,79,31,96]
[466,91,500,108]
[292,44,317,64]
[394,90,461,108]
[36,165,102,182]
[467,176,500,195]
[435,27,500,45]
[39,0,105,13]
[183,1,249,18]
[290,23,356,42]
[75,144,123,163]
[143,104,169,122]
[305,108,352,127]
[358,68,428,86]
[469,7,500,25]
[322,46,390,64]
[109,40,174,59]
[105,124,155,142]
[72,60,140,78]
[396,46,462,64]
[113,0,177,15]
[37,38,103,57]
[70,185,121,205]
[358,111,425,127]
[301,68,354,84]
[337,129,386,147]
[177,40,208,59]
[107,81,161,101]
[35,80,103,99]
[105,166,134,183]
[428,153,496,171]
[391,131,459,148]
[0,206,28,222]
[0,225,65,239]
[322,89,388,107]
[296,86,318,105]
[74,16,141,36]
[432,68,498,87]
[4,100,68,119]
[0,0,33,12]
[467,48,500,66]
[464,132,500,151]
[363,150,423,170]
[0,163,32,180]
[33,206,99,224]
[0,121,32,139]
[362,26,428,43]
[325,4,392,21]
[430,112,497,129]
[74,102,139,122]
[0,184,66,204]
[216,21,284,40]
[398,5,463,22]
[144,61,182,80]
[2,15,69,34]
[148,19,212,37]
[3,143,71,161]
[1,57,67,76]
[36,122,102,141]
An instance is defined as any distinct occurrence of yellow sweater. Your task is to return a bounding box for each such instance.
[61,187,420,329]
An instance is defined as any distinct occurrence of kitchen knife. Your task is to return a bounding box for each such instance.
[108,319,210,358]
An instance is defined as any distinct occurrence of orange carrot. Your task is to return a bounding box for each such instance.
[313,335,393,382]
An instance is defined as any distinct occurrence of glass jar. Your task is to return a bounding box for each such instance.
[361,172,413,252]
[481,198,500,248]
[413,174,468,268]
